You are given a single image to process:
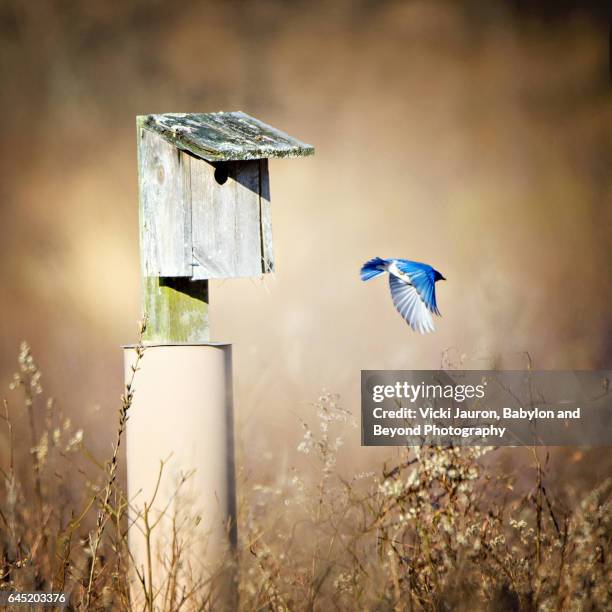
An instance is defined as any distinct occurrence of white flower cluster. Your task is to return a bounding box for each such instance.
[9,342,43,403]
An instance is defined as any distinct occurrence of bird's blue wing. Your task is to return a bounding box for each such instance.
[388,274,435,333]
[394,260,440,315]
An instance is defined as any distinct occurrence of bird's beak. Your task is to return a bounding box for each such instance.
[441,275,446,281]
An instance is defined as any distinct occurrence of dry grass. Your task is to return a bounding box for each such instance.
[0,343,610,611]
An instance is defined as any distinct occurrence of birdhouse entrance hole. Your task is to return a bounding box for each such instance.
[214,164,229,185]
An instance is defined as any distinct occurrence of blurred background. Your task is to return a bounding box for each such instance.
[0,0,610,471]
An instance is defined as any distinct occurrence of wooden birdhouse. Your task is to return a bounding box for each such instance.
[137,111,314,280]
[127,111,314,605]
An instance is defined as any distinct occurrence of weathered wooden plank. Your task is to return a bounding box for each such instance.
[191,160,263,279]
[259,159,274,274]
[141,112,315,162]
[142,276,209,343]
[233,161,262,277]
[190,160,233,278]
[138,117,208,342]
[138,123,192,276]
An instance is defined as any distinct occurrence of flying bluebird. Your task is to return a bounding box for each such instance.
[360,257,446,333]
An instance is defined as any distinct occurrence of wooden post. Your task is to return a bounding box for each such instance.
[126,112,313,608]
[141,276,209,343]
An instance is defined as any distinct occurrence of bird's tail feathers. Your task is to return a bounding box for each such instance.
[360,257,388,281]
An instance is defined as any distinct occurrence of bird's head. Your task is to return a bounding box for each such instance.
[433,270,446,282]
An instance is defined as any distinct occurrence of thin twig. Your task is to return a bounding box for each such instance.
[84,318,147,608]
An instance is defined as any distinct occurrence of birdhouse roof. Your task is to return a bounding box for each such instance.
[139,111,314,162]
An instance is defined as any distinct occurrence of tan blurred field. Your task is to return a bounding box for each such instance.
[1,1,611,454]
